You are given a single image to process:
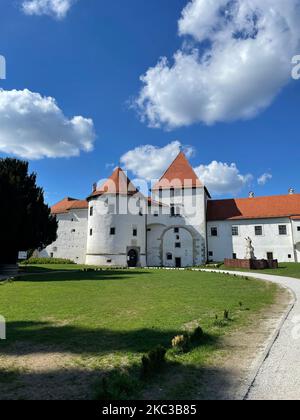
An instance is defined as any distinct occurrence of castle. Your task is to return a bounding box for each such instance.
[41,152,300,267]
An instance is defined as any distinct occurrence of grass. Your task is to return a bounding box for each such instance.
[218,262,300,279]
[0,267,279,400]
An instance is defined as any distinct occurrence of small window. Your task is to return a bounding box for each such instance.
[174,227,179,234]
[297,226,300,232]
[267,252,274,260]
[288,254,292,259]
[133,228,137,237]
[50,253,54,258]
[255,226,263,236]
[170,188,175,198]
[208,251,213,257]
[154,212,159,217]
[279,225,287,235]
[176,235,180,240]
[147,228,152,232]
[233,253,237,260]
[159,188,163,199]
[110,227,116,235]
[90,229,93,236]
[175,243,181,248]
[232,226,239,236]
[90,207,94,217]
[167,253,173,261]
[71,229,76,233]
[107,259,112,263]
[171,206,176,217]
[211,227,218,237]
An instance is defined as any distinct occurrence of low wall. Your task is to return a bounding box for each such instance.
[224,259,279,270]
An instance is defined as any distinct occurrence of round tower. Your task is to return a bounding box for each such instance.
[85,168,147,267]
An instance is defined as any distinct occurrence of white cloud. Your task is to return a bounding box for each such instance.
[120,141,194,180]
[0,89,96,159]
[136,0,300,128]
[194,161,253,195]
[22,0,75,19]
[258,172,272,185]
[121,142,252,196]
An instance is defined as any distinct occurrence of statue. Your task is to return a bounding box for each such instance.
[245,237,256,260]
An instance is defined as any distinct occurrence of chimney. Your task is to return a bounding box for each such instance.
[249,191,255,198]
[92,183,97,193]
[288,188,295,195]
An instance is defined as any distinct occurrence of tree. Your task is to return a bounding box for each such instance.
[0,158,58,264]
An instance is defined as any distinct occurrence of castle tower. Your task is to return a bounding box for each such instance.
[149,152,210,267]
[86,168,147,267]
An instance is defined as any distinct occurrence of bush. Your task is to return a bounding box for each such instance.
[171,334,190,353]
[190,326,204,344]
[141,345,167,378]
[94,371,138,400]
[21,257,75,265]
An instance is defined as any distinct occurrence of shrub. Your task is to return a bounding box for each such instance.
[190,326,204,343]
[141,345,167,378]
[171,334,190,353]
[21,257,75,265]
[94,371,138,400]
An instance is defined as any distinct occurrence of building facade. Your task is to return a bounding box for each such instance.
[40,152,300,266]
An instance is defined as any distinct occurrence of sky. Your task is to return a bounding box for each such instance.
[0,0,299,205]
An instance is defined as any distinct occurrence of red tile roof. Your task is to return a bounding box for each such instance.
[51,197,88,215]
[88,167,139,199]
[207,194,300,221]
[153,152,203,190]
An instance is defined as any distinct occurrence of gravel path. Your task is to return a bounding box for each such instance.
[201,269,300,400]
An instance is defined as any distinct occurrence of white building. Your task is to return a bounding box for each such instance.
[41,152,300,266]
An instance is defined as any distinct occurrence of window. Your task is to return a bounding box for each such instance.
[175,243,181,248]
[176,235,180,240]
[267,252,274,260]
[107,259,112,263]
[110,227,116,235]
[174,227,179,234]
[50,253,54,258]
[90,229,93,236]
[154,212,159,217]
[255,226,263,236]
[208,251,213,257]
[90,207,93,217]
[211,227,218,237]
[232,226,239,236]
[71,229,76,233]
[233,253,237,260]
[171,206,176,217]
[288,254,292,259]
[279,225,287,235]
[167,253,173,261]
[159,188,163,199]
[133,228,137,237]
[170,188,175,198]
[297,226,300,232]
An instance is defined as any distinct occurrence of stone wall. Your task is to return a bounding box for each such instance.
[224,259,279,270]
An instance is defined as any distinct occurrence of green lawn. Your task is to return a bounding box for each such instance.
[218,262,300,279]
[0,268,278,400]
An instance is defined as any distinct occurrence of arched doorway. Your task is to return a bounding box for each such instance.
[127,249,138,267]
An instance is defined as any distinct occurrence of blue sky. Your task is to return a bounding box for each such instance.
[0,0,299,204]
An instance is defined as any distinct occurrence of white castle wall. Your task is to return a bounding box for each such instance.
[85,194,146,267]
[291,219,300,262]
[207,218,296,263]
[40,209,88,264]
[149,187,208,267]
